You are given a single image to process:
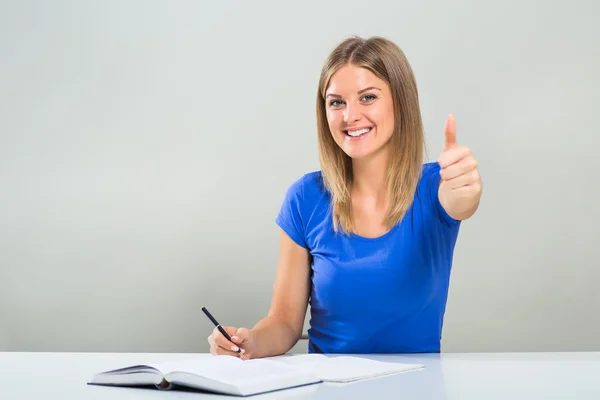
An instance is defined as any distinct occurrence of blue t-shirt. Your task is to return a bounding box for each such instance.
[275,162,461,354]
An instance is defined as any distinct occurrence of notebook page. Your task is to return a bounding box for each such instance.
[262,354,327,369]
[315,356,424,382]
[151,355,314,386]
[149,354,216,374]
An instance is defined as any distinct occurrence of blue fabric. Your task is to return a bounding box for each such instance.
[275,162,461,354]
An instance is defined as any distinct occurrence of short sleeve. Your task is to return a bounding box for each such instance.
[275,175,308,248]
[423,162,460,227]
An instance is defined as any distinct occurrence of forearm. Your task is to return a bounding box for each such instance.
[250,315,301,358]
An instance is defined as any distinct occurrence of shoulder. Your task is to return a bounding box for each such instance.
[416,161,442,192]
[276,171,328,249]
[283,170,327,201]
[416,162,460,227]
[421,161,442,180]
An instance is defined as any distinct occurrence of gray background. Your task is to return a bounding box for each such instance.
[1,0,598,353]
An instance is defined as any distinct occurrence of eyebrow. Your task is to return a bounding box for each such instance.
[325,86,382,98]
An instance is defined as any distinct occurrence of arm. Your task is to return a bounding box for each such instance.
[249,229,311,358]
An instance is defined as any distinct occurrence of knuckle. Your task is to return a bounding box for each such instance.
[237,328,249,341]
[215,336,229,349]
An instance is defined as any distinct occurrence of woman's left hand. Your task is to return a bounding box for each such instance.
[438,114,482,221]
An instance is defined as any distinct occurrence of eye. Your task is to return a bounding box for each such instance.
[329,99,344,108]
[361,94,377,102]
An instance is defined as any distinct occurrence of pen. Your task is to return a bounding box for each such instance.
[202,306,243,357]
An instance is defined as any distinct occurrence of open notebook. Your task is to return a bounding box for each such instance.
[89,354,424,396]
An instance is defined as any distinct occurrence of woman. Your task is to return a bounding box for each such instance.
[208,36,482,358]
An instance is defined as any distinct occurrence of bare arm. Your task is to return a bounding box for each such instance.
[249,229,311,358]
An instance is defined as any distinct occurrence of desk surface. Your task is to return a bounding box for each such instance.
[1,352,599,399]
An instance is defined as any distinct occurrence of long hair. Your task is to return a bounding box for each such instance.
[316,36,425,235]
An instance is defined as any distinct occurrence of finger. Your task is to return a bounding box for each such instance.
[444,169,480,190]
[231,327,250,344]
[213,345,243,357]
[444,114,457,151]
[439,146,471,168]
[210,336,243,357]
[223,326,239,335]
[447,183,482,198]
[213,327,241,352]
[440,156,478,181]
[208,335,218,355]
[212,326,238,341]
[215,335,241,353]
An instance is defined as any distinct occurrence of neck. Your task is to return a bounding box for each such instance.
[351,147,390,205]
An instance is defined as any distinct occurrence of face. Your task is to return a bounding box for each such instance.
[325,64,395,160]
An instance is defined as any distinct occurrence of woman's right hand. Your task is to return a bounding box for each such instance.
[207,326,256,359]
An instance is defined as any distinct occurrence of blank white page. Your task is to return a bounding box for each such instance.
[314,356,424,382]
[264,354,424,382]
[151,355,312,385]
[263,354,327,369]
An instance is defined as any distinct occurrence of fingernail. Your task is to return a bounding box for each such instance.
[232,336,239,341]
[231,345,239,352]
[240,348,245,353]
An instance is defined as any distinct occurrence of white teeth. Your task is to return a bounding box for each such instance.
[347,128,371,137]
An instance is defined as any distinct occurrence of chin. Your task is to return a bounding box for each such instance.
[341,148,373,160]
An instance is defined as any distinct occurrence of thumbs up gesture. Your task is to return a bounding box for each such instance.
[438,114,482,221]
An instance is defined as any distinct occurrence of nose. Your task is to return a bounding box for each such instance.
[343,103,361,124]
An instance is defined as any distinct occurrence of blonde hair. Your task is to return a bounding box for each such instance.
[316,36,425,235]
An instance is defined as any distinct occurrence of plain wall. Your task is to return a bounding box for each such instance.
[1,0,599,353]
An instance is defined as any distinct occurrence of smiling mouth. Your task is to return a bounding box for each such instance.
[344,127,372,137]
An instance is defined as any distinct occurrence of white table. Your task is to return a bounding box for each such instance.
[1,352,599,399]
